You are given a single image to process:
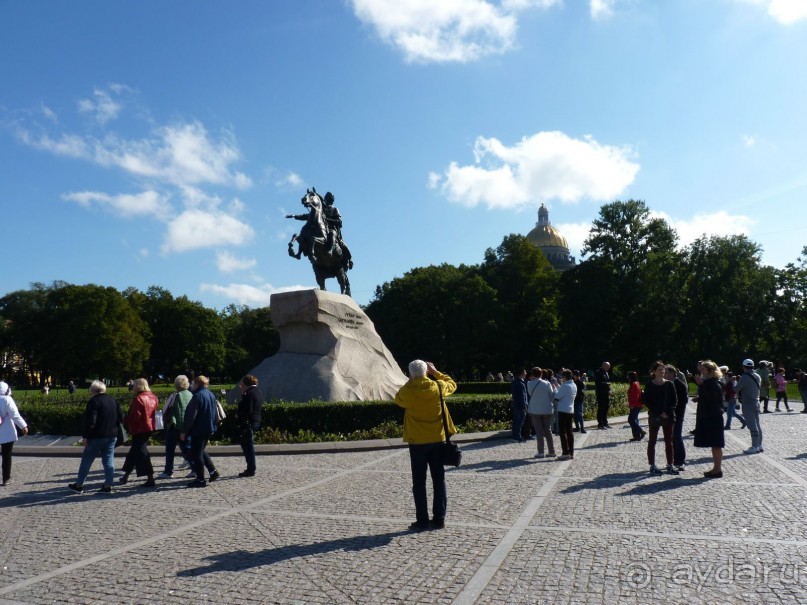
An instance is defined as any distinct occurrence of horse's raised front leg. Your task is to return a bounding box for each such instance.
[288,234,299,258]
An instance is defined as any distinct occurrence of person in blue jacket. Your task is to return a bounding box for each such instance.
[181,375,220,488]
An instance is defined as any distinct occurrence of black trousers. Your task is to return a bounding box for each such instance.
[191,434,217,482]
[122,433,153,477]
[1,442,13,482]
[596,392,610,427]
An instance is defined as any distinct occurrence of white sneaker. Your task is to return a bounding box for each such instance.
[534,452,545,459]
[160,471,173,478]
[745,446,760,454]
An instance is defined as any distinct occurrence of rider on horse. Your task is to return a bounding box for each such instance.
[286,190,327,260]
[286,187,354,295]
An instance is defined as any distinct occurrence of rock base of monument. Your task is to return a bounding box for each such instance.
[242,289,407,403]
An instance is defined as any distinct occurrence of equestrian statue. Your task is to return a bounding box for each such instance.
[286,188,353,296]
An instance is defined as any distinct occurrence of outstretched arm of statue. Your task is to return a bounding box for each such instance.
[286,214,308,220]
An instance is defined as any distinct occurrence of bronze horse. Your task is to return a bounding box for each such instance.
[287,189,353,296]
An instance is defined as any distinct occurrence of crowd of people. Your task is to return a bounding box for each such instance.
[61,373,264,493]
[505,358,805,482]
[1,356,805,534]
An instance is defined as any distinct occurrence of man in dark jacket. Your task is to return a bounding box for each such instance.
[181,375,220,487]
[510,369,528,442]
[665,365,689,471]
[237,374,263,477]
[594,362,612,429]
[68,380,123,493]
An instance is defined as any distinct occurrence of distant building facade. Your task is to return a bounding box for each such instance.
[525,203,576,272]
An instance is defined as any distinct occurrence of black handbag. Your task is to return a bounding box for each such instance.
[437,382,462,467]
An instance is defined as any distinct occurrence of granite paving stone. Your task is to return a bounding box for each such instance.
[2,402,807,603]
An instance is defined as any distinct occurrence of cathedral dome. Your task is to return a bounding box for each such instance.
[525,203,576,272]
[526,223,569,249]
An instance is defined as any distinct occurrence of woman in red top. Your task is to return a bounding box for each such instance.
[120,378,159,487]
[627,371,645,441]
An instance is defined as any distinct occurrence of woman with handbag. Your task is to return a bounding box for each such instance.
[0,381,28,487]
[395,360,457,531]
[120,378,159,488]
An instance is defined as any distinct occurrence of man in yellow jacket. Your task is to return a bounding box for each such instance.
[395,360,457,531]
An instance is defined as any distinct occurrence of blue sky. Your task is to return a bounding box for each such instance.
[2,0,806,308]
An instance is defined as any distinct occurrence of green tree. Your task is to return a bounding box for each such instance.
[220,304,280,379]
[134,286,226,378]
[478,234,560,369]
[675,235,774,369]
[0,284,50,385]
[39,283,149,383]
[365,263,499,378]
[571,200,681,371]
[765,245,807,368]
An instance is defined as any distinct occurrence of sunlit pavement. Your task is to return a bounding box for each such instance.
[3,403,807,604]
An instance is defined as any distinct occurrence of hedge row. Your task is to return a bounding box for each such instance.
[17,384,630,443]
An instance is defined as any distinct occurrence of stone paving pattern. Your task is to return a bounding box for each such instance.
[1,404,807,604]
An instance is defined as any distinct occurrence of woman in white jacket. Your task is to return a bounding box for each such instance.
[0,381,28,486]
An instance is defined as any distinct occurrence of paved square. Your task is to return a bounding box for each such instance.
[2,404,807,604]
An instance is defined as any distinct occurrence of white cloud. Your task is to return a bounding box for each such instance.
[78,87,123,125]
[350,0,559,63]
[434,131,639,209]
[139,248,149,257]
[741,134,756,148]
[590,0,616,20]
[276,171,303,188]
[650,210,756,247]
[162,208,255,253]
[555,221,591,256]
[91,122,252,189]
[199,282,309,307]
[62,190,169,217]
[216,250,257,273]
[16,130,89,158]
[17,119,251,190]
[738,0,807,24]
[14,85,257,259]
[40,103,58,122]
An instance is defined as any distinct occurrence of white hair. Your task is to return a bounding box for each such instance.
[0,381,10,397]
[408,360,428,378]
[89,380,107,395]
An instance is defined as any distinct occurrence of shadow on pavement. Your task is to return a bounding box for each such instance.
[619,476,704,496]
[0,479,193,509]
[458,458,536,472]
[560,472,646,494]
[177,530,410,576]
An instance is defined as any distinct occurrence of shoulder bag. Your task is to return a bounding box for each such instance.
[437,382,462,467]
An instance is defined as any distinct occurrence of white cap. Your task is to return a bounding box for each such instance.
[742,359,754,368]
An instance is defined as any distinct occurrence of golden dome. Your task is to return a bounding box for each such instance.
[526,223,569,249]
[526,203,569,250]
[525,203,576,271]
